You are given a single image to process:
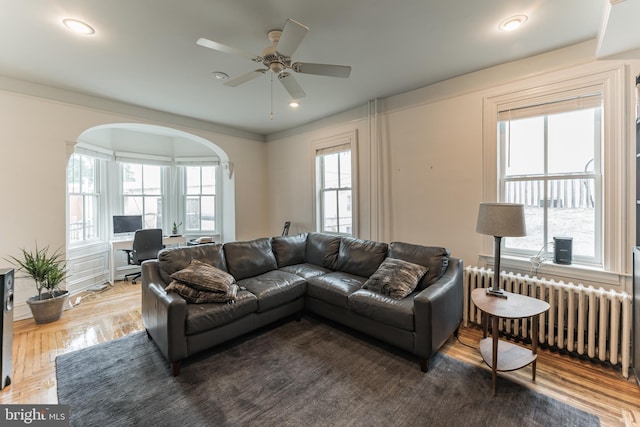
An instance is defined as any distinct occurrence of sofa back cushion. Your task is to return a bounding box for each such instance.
[305,233,341,269]
[388,242,450,290]
[271,233,308,268]
[158,243,227,284]
[223,237,278,280]
[335,237,388,278]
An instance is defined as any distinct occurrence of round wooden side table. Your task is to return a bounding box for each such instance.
[471,288,550,395]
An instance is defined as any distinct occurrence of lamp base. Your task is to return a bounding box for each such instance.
[486,288,508,299]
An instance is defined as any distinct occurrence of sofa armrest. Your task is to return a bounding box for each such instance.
[413,257,463,358]
[141,260,188,362]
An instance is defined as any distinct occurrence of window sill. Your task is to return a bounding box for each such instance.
[477,253,626,289]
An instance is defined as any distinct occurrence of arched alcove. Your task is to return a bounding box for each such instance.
[65,123,236,290]
[72,123,236,243]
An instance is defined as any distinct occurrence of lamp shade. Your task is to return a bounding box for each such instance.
[476,203,526,237]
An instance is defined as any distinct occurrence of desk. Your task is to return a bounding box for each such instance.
[471,288,550,395]
[109,235,186,284]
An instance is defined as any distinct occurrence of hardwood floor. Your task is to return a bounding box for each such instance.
[1,282,639,426]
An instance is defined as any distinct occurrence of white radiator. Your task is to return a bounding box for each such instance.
[463,266,633,379]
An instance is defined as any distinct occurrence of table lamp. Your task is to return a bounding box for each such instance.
[476,203,526,298]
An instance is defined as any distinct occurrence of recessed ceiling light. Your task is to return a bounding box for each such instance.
[62,18,95,35]
[498,14,527,32]
[289,101,300,108]
[211,71,229,80]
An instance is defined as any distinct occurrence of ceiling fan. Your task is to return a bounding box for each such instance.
[197,18,352,100]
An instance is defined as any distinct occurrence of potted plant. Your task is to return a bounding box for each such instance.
[171,221,182,236]
[8,244,69,324]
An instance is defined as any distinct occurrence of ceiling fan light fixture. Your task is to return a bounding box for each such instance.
[62,18,95,35]
[269,62,285,74]
[498,14,527,32]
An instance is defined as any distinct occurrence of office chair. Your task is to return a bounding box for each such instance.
[124,228,164,284]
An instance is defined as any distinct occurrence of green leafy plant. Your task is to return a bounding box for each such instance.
[8,244,67,300]
[172,221,183,234]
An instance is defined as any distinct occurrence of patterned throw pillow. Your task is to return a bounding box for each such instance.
[363,258,429,300]
[170,259,235,293]
[165,281,239,304]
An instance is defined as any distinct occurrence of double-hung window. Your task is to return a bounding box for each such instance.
[499,97,602,264]
[121,163,164,229]
[184,165,217,233]
[314,132,357,236]
[67,153,100,244]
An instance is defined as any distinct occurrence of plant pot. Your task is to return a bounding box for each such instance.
[26,290,69,324]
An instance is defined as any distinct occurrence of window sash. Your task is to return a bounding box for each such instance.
[184,165,217,233]
[68,154,101,244]
[121,163,165,229]
[498,102,603,264]
[317,150,352,235]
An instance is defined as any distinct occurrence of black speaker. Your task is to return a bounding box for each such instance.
[0,268,13,389]
[554,237,573,265]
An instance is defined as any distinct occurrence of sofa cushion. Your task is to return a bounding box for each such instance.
[279,263,332,279]
[237,270,306,312]
[170,259,235,293]
[305,233,341,269]
[348,289,416,331]
[334,237,388,278]
[185,290,258,335]
[158,243,227,284]
[223,238,278,280]
[271,233,308,268]
[388,242,450,290]
[165,281,238,304]
[306,272,367,309]
[363,258,429,300]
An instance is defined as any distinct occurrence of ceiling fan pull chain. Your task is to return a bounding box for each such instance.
[270,72,274,120]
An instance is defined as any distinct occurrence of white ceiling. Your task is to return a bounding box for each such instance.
[1,0,639,136]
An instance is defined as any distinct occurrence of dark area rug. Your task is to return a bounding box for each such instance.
[56,316,599,427]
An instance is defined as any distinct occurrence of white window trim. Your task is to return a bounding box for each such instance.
[312,130,358,236]
[66,153,106,248]
[118,162,167,230]
[482,64,627,277]
[180,164,220,235]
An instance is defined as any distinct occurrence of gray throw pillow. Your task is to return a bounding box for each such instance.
[170,259,235,293]
[166,280,238,304]
[363,258,429,300]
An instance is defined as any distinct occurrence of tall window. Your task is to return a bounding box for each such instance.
[315,142,354,236]
[67,153,100,244]
[498,94,603,264]
[121,163,164,229]
[184,165,217,232]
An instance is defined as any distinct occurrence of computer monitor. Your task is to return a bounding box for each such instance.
[113,215,143,235]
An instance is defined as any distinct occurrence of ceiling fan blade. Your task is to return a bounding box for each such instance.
[197,37,259,61]
[278,72,307,99]
[291,62,351,78]
[276,19,309,58]
[224,69,266,87]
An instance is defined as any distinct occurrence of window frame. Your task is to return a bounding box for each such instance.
[67,153,102,246]
[482,65,626,275]
[119,162,166,230]
[498,101,603,266]
[312,131,358,237]
[181,164,219,234]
